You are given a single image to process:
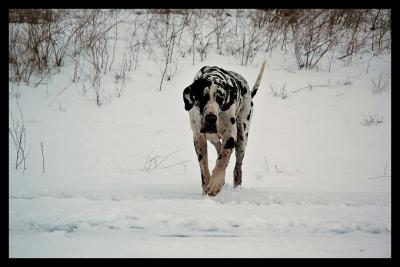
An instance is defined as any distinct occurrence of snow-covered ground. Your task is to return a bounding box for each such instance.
[9,11,391,258]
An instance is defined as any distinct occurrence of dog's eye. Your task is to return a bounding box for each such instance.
[216,90,225,98]
[215,90,226,104]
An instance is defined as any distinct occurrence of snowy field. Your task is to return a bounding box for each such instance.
[9,10,391,258]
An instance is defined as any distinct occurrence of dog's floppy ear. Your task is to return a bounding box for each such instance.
[183,85,194,111]
[183,78,212,111]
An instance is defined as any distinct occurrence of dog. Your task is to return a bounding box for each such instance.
[183,61,266,196]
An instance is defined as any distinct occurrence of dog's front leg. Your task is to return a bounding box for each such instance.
[206,135,236,196]
[193,133,211,194]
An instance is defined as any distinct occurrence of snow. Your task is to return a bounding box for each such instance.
[9,188,390,257]
[9,11,391,258]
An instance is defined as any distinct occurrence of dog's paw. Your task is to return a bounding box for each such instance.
[205,172,225,196]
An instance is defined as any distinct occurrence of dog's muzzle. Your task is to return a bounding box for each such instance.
[200,113,218,133]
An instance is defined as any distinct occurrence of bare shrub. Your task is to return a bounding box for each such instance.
[8,9,77,84]
[9,23,27,83]
[184,9,213,64]
[88,68,103,106]
[278,9,391,69]
[336,9,391,65]
[82,10,119,75]
[371,73,390,95]
[368,10,391,53]
[225,9,280,66]
[114,53,130,97]
[78,9,121,105]
[9,97,30,171]
[275,9,301,54]
[124,11,154,71]
[9,9,391,90]
[188,10,206,65]
[151,10,188,90]
[9,9,99,85]
[291,10,343,70]
[191,10,213,63]
[361,111,384,126]
[9,9,59,24]
[186,9,204,65]
[269,82,288,99]
[196,33,212,62]
[207,9,231,55]
[336,10,372,64]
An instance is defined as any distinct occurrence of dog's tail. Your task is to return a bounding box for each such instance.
[251,60,266,98]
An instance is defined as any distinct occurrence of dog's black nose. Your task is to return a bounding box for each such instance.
[205,114,217,124]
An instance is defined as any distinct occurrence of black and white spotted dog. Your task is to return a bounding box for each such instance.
[183,61,266,196]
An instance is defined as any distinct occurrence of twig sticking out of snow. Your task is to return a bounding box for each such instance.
[368,175,391,180]
[49,86,69,107]
[142,150,190,171]
[40,141,45,173]
[263,156,300,176]
[367,162,391,180]
[281,79,353,98]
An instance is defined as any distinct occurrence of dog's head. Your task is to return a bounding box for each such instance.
[183,76,237,133]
